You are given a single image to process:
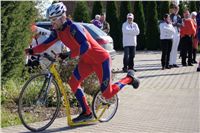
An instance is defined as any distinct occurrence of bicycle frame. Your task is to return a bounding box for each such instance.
[49,63,109,126]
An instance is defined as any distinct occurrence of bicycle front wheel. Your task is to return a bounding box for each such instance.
[92,90,118,122]
[18,73,61,132]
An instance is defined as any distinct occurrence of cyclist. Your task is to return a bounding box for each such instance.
[25,2,140,123]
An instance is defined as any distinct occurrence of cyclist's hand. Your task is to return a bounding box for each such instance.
[25,48,34,55]
[58,52,70,60]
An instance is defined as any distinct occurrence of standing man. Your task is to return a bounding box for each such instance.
[122,13,140,72]
[100,13,110,34]
[169,4,182,68]
[197,10,200,41]
[180,9,196,66]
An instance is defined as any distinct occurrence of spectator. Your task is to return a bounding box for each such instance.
[197,11,200,41]
[91,14,102,29]
[191,11,198,64]
[122,13,140,72]
[159,14,175,70]
[100,13,110,34]
[169,4,182,68]
[180,9,196,66]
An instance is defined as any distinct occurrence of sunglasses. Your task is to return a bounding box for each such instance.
[50,16,62,22]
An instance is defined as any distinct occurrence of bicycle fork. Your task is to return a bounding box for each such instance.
[36,73,52,105]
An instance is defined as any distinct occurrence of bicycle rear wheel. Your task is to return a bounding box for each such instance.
[18,73,61,132]
[92,90,118,122]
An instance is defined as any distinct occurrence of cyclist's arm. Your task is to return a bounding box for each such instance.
[31,30,59,54]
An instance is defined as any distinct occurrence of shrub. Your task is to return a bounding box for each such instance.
[59,58,100,96]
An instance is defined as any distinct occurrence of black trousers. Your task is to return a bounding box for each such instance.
[180,36,193,65]
[161,39,172,67]
[192,48,197,62]
[123,46,136,69]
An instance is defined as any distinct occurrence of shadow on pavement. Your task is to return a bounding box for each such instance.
[20,123,97,133]
[138,71,195,79]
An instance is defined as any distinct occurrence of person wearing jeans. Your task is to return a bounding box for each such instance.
[123,46,136,72]
[122,13,140,72]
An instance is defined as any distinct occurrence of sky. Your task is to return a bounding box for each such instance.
[35,0,53,18]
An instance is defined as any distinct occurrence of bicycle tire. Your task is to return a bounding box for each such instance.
[18,73,61,132]
[92,90,118,122]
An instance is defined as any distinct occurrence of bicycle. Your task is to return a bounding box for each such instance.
[18,52,118,132]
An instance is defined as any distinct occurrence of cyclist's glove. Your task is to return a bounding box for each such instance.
[25,48,34,55]
[59,52,71,60]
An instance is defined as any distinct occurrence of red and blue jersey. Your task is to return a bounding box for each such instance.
[31,19,109,64]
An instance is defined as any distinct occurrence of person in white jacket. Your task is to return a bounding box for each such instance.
[122,13,140,72]
[169,4,182,68]
[159,14,175,70]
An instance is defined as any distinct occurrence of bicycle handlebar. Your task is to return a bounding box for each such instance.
[43,53,56,62]
[33,50,56,63]
[32,50,70,64]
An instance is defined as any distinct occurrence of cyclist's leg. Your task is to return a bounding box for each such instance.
[93,58,133,99]
[68,59,93,115]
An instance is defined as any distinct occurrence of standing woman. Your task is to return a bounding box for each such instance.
[159,14,175,70]
[191,11,198,64]
[180,9,196,66]
[169,4,182,68]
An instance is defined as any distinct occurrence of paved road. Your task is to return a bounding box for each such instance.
[2,51,200,133]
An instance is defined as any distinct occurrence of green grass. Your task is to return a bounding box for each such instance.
[1,61,102,127]
[1,107,21,127]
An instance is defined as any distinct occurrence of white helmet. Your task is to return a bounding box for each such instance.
[46,2,67,19]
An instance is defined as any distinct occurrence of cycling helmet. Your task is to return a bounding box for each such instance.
[46,2,67,19]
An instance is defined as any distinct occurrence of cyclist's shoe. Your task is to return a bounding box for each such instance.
[72,112,93,123]
[127,70,140,89]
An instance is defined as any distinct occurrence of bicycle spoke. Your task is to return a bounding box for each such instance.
[92,90,118,122]
[18,73,61,132]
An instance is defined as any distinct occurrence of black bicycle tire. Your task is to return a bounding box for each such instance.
[91,90,118,122]
[18,73,61,132]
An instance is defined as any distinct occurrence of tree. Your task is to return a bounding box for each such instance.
[179,1,188,17]
[189,1,197,12]
[196,1,200,11]
[1,1,37,83]
[106,1,121,50]
[134,1,146,50]
[145,1,160,50]
[119,1,132,25]
[119,1,132,50]
[91,1,103,19]
[73,1,90,23]
[157,1,170,20]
